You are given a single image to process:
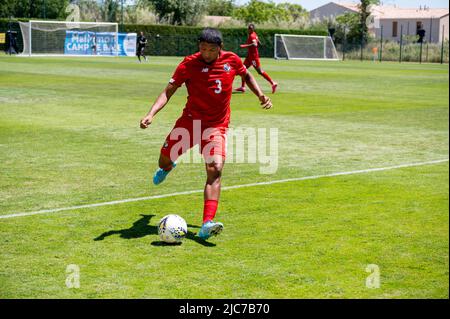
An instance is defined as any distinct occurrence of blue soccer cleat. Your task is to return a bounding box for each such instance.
[198,221,224,240]
[153,162,177,185]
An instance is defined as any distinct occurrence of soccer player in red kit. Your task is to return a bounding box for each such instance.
[140,28,272,240]
[235,24,278,94]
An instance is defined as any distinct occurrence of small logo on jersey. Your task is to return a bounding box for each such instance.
[224,63,231,72]
[163,141,169,149]
[202,68,209,73]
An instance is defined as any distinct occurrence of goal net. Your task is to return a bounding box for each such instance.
[19,20,119,56]
[274,34,339,60]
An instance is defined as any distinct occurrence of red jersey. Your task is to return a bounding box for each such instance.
[246,32,259,58]
[169,51,247,127]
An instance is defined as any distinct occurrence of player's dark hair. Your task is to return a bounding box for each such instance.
[248,23,255,30]
[198,28,223,46]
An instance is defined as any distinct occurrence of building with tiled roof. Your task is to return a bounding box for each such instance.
[310,2,449,43]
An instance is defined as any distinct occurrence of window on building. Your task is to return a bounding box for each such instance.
[392,21,398,37]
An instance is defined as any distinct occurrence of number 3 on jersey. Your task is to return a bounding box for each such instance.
[214,79,222,94]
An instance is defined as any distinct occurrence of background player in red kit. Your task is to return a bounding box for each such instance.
[235,24,278,94]
[140,28,272,241]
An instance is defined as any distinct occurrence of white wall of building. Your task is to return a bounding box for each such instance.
[310,2,449,44]
[439,15,449,42]
[375,17,444,43]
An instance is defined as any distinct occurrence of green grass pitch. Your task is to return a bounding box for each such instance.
[0,55,448,298]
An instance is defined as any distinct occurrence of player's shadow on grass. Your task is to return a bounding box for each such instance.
[94,214,215,247]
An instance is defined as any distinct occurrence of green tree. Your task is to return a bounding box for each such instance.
[205,0,235,16]
[331,0,379,44]
[232,1,307,26]
[147,0,207,26]
[0,0,69,19]
[358,0,379,42]
[335,12,360,43]
[102,0,119,22]
[0,0,15,18]
[78,0,103,22]
[232,0,290,25]
[276,2,307,23]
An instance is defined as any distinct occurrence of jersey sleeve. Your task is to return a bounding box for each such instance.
[233,54,247,77]
[169,58,188,87]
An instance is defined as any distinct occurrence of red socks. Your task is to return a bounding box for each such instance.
[241,72,274,87]
[261,71,274,85]
[203,200,218,223]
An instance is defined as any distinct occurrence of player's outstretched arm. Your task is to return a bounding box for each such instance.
[244,72,272,110]
[140,83,179,129]
[240,41,258,49]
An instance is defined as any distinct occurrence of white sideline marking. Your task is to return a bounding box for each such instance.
[1,159,448,220]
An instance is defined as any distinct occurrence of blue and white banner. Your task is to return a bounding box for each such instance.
[64,31,136,56]
[118,33,137,57]
[64,31,95,55]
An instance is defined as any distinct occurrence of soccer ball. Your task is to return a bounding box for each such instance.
[158,214,188,244]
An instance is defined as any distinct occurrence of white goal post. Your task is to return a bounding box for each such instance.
[274,34,340,61]
[19,20,119,56]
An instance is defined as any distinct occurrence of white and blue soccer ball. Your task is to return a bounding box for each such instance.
[158,214,188,244]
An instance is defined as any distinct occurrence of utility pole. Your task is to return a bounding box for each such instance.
[121,0,124,32]
[440,25,445,64]
[379,25,383,62]
[399,24,403,63]
[343,25,347,61]
[429,17,433,43]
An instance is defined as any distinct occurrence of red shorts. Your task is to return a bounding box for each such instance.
[160,116,227,163]
[244,56,261,68]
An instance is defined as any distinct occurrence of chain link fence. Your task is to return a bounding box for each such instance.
[2,20,449,64]
[0,21,304,58]
[140,34,275,58]
[336,26,449,64]
[337,39,449,64]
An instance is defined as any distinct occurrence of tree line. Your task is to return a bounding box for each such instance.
[0,0,307,26]
[0,0,379,45]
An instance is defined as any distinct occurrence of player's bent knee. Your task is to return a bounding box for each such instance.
[206,163,223,179]
[206,172,221,185]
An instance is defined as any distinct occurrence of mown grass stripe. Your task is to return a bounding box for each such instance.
[1,159,447,220]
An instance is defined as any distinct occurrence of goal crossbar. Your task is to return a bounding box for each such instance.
[19,20,119,57]
[28,20,118,25]
[274,34,340,61]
